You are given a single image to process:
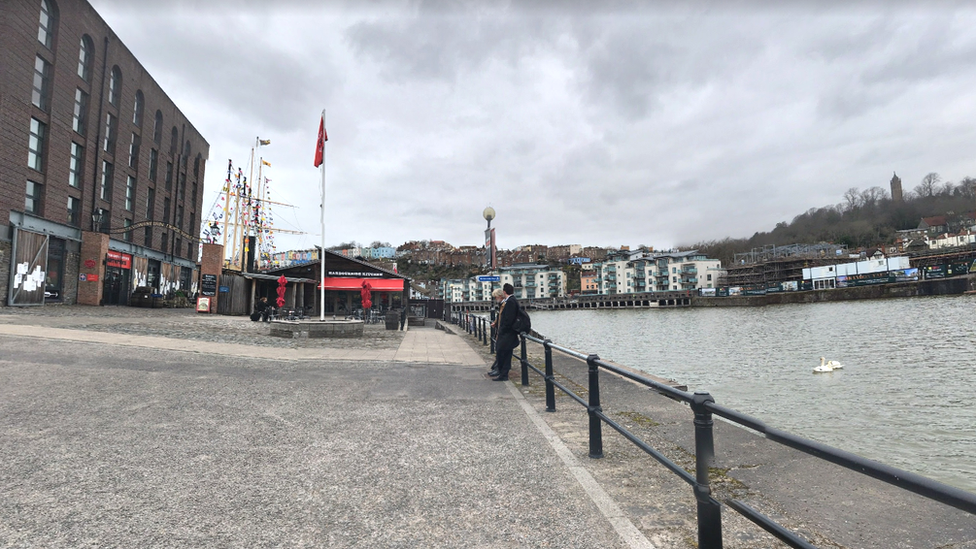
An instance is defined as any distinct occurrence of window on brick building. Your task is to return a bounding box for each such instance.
[38,0,55,49]
[32,56,52,111]
[144,226,153,248]
[163,197,170,224]
[148,148,158,182]
[28,118,46,172]
[169,127,178,155]
[72,89,88,135]
[133,90,144,126]
[124,218,132,242]
[109,66,122,106]
[103,113,117,153]
[78,35,94,81]
[25,181,43,214]
[125,175,135,211]
[67,196,80,226]
[165,161,173,191]
[153,111,163,144]
[100,161,113,200]
[128,133,140,169]
[161,232,168,253]
[69,142,84,188]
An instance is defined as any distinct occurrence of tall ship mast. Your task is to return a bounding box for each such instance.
[200,138,302,271]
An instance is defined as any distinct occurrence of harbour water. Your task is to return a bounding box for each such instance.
[528,294,976,492]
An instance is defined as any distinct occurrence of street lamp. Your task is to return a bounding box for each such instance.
[91,210,104,232]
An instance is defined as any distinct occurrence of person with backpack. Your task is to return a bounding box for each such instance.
[490,283,520,381]
[486,288,506,377]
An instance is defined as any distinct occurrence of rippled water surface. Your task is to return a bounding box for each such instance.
[529,295,976,492]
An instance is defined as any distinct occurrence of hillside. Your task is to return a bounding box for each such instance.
[687,174,976,265]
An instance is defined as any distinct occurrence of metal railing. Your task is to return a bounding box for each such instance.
[456,311,494,351]
[454,318,976,549]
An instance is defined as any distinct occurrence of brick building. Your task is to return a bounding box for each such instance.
[1,0,209,306]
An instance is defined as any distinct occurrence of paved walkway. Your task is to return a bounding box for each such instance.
[2,306,974,548]
[0,307,650,548]
[0,315,485,365]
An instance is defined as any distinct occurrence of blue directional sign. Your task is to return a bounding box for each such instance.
[477,275,500,282]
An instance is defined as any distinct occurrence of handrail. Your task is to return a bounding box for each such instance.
[470,326,976,549]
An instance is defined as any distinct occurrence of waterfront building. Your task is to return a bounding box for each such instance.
[499,263,566,300]
[1,0,209,306]
[592,250,722,294]
[580,264,598,294]
[442,278,466,303]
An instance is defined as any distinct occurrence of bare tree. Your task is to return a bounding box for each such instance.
[957,177,976,199]
[843,187,862,211]
[915,172,941,197]
[859,186,888,208]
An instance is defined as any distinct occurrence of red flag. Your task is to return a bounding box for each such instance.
[313,114,327,167]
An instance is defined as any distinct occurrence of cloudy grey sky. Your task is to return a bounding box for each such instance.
[88,0,976,252]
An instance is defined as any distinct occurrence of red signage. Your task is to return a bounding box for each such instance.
[84,259,96,269]
[106,251,132,269]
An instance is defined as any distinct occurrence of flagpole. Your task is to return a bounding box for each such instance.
[319,109,327,321]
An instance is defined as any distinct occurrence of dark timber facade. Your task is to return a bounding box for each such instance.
[1,0,209,306]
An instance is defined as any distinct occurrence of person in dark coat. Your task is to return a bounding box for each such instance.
[486,288,505,377]
[491,283,520,381]
[251,296,271,322]
[399,307,407,330]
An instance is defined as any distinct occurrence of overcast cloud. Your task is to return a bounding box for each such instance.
[88,0,976,252]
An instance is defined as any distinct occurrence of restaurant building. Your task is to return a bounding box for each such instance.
[1,0,208,306]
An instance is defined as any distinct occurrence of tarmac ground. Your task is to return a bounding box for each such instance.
[0,306,975,548]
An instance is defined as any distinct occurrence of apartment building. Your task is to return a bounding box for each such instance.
[589,250,722,294]
[2,0,210,306]
[499,263,566,300]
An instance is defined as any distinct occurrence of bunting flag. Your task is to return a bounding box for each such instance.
[314,113,327,167]
[259,139,271,146]
[261,159,271,167]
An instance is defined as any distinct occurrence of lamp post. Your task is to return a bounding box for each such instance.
[91,210,104,232]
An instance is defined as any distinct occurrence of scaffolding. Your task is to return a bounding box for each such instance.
[725,243,850,287]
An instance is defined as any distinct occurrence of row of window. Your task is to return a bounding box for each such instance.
[27,0,203,261]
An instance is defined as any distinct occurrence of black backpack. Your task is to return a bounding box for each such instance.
[512,306,531,334]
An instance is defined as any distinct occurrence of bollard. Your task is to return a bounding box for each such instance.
[586,354,603,459]
[520,335,529,386]
[482,318,488,346]
[691,391,723,549]
[544,340,555,412]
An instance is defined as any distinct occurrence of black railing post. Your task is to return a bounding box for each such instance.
[691,391,722,549]
[520,335,529,386]
[586,354,603,459]
[544,339,555,412]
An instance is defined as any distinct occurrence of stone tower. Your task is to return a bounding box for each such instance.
[890,171,903,202]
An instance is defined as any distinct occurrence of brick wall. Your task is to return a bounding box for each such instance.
[77,230,108,305]
[1,0,210,306]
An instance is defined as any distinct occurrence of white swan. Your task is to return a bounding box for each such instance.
[814,356,837,373]
[825,359,843,369]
